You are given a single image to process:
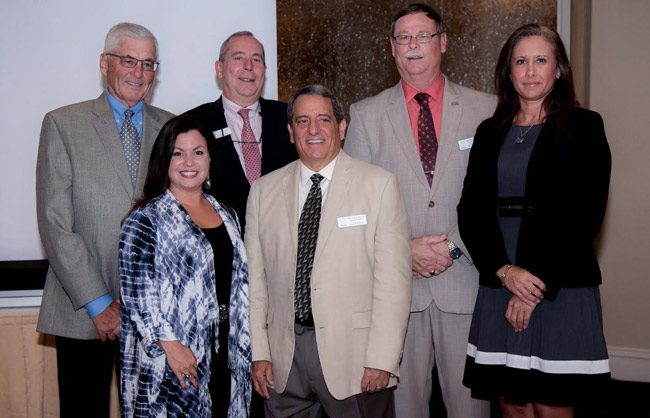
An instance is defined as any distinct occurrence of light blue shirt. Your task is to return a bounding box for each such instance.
[105,88,144,137]
[85,90,146,318]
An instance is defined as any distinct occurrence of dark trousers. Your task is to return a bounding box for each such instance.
[56,336,118,418]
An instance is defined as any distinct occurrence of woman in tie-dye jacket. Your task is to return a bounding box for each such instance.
[119,115,251,417]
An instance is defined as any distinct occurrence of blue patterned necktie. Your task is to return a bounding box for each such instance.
[415,93,438,186]
[120,109,140,186]
[294,174,324,324]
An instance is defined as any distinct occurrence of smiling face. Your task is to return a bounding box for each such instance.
[510,35,560,107]
[288,94,346,172]
[391,12,447,89]
[216,35,266,107]
[100,37,156,107]
[167,129,210,196]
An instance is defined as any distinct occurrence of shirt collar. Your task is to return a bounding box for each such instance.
[222,95,260,115]
[105,88,144,115]
[299,152,339,185]
[401,74,445,104]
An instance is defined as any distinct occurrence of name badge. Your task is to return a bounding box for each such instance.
[458,137,473,150]
[337,214,367,228]
[213,127,232,139]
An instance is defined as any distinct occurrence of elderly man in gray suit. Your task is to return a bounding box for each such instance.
[36,23,172,417]
[344,4,495,418]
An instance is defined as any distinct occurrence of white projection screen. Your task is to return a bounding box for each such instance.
[0,0,278,261]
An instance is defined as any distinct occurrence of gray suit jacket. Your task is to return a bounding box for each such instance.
[36,93,173,339]
[247,151,412,399]
[345,78,496,314]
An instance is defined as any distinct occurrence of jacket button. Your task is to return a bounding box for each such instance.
[288,325,293,332]
[288,287,293,294]
[428,201,435,208]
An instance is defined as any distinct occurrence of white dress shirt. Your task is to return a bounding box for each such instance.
[297,153,339,217]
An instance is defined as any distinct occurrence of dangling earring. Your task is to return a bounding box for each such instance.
[204,175,211,190]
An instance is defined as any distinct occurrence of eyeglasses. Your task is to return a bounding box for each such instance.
[104,53,159,72]
[392,31,442,45]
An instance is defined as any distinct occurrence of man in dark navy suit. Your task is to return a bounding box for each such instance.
[185,31,297,230]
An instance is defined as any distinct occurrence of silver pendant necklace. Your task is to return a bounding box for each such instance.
[515,124,537,144]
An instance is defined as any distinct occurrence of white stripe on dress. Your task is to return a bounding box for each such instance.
[467,343,610,375]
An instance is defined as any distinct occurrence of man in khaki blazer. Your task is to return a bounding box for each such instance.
[35,23,172,416]
[246,85,411,417]
[344,4,495,418]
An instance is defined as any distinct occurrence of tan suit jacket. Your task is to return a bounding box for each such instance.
[345,79,496,314]
[36,93,173,339]
[246,151,412,400]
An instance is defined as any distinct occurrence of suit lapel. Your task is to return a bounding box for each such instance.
[431,78,462,194]
[259,98,276,173]
[313,152,353,265]
[91,94,134,196]
[214,97,249,181]
[137,103,166,195]
[386,83,430,190]
[282,162,301,253]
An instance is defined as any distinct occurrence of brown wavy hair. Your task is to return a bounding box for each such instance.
[493,23,578,129]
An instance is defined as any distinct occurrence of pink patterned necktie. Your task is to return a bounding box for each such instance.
[238,108,262,183]
[415,93,438,186]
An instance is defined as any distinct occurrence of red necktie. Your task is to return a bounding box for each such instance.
[415,93,438,186]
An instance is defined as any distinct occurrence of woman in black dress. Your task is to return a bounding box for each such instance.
[458,24,611,417]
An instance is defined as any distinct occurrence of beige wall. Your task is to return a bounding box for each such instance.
[591,1,650,352]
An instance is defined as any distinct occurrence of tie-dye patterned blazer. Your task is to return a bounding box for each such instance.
[119,190,251,417]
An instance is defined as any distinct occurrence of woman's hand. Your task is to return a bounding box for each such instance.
[498,265,546,305]
[505,294,537,332]
[158,340,199,390]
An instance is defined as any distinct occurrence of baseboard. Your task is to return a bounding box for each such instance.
[608,345,650,382]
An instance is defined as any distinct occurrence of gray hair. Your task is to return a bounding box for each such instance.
[104,22,158,57]
[287,85,345,124]
[218,31,266,63]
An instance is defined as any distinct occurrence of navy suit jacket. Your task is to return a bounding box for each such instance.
[184,96,298,229]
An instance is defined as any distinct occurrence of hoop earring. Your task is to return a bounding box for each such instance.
[204,175,211,190]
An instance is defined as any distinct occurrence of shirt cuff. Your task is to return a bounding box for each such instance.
[85,294,113,318]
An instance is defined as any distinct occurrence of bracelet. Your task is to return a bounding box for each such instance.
[498,264,514,286]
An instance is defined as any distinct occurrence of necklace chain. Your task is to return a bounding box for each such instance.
[515,124,538,144]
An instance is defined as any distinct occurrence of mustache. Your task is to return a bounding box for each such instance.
[404,50,424,59]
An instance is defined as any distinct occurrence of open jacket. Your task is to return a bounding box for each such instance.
[119,191,251,417]
[458,107,611,299]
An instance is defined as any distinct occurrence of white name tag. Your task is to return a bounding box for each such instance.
[337,214,367,228]
[458,137,474,150]
[213,127,232,138]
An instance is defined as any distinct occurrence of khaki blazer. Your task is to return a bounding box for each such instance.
[246,151,412,400]
[36,93,173,339]
[345,79,496,314]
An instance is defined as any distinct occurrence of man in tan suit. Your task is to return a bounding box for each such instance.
[344,4,495,418]
[246,85,412,417]
[36,23,172,416]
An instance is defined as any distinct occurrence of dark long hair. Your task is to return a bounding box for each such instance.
[134,114,216,209]
[493,23,578,129]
